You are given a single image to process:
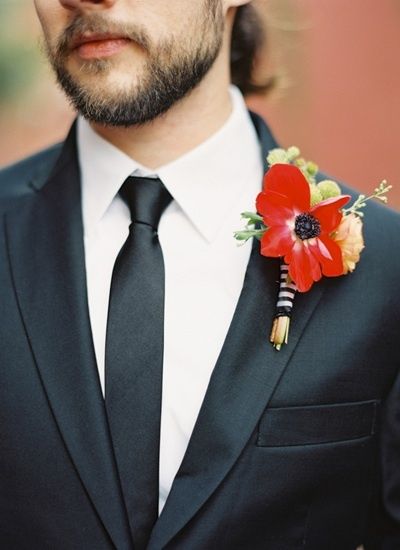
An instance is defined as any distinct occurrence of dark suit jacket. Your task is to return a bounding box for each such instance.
[1,114,400,550]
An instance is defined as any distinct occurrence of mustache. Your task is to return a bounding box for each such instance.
[55,13,151,58]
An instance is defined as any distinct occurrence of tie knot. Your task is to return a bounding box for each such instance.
[120,176,172,230]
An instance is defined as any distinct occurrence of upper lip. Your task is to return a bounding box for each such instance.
[71,33,129,49]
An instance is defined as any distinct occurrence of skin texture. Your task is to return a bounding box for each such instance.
[34,0,252,168]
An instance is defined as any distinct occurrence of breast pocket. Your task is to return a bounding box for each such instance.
[257,399,379,447]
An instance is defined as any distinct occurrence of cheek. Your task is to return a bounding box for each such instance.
[34,2,68,43]
[139,1,208,38]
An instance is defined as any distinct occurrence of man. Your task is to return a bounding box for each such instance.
[0,0,399,548]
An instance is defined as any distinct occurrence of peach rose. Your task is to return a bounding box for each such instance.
[334,213,365,274]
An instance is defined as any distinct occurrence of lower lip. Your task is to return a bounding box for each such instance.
[76,38,130,59]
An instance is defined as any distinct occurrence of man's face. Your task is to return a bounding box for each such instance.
[34,0,224,126]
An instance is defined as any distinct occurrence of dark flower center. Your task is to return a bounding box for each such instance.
[294,213,321,240]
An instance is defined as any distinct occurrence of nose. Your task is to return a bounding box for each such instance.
[59,0,118,10]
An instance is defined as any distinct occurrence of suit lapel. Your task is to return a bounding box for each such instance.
[4,128,133,550]
[149,114,327,548]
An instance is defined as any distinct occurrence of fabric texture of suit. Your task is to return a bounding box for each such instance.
[1,114,400,549]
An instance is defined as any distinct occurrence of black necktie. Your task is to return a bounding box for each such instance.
[105,176,172,549]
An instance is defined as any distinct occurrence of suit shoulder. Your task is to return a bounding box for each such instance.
[0,143,63,200]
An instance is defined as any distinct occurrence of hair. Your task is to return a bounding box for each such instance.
[230,4,274,95]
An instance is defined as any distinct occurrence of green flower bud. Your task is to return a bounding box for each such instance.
[267,148,289,166]
[317,180,342,199]
[306,161,319,176]
[286,146,300,162]
[294,157,306,168]
[310,185,323,206]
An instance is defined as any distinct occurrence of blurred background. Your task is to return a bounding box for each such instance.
[0,0,399,208]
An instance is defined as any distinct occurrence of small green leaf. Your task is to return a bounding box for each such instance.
[234,228,267,242]
[240,211,264,224]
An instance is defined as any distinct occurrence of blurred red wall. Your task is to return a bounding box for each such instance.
[249,0,400,209]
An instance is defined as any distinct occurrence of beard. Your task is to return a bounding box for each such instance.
[44,6,224,127]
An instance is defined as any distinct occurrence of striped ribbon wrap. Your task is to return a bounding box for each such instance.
[276,263,297,317]
[270,263,298,349]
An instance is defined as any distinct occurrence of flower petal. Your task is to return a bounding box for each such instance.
[256,190,294,226]
[311,195,351,234]
[263,164,310,213]
[333,214,365,274]
[260,225,294,257]
[312,235,344,277]
[305,243,323,282]
[285,240,319,292]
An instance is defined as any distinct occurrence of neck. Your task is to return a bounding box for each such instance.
[91,50,233,170]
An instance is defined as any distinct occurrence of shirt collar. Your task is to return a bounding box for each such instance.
[78,86,263,242]
[78,118,145,237]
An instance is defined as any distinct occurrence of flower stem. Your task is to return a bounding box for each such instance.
[270,316,291,350]
[343,180,392,217]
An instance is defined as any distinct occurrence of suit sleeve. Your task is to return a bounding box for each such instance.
[365,366,400,549]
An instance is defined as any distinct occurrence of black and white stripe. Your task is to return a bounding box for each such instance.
[275,263,297,317]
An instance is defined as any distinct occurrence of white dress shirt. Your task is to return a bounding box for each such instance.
[77,86,264,513]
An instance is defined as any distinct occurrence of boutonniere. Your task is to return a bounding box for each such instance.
[235,146,391,350]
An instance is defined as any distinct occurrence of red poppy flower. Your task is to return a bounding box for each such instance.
[256,164,351,292]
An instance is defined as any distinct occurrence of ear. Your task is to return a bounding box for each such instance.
[221,0,252,18]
